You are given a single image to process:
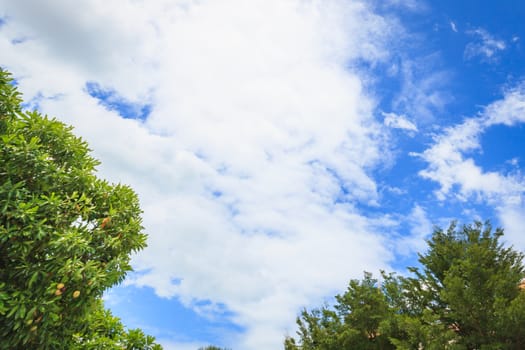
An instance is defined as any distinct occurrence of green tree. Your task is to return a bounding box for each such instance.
[285,272,396,350]
[285,221,525,350]
[0,68,161,349]
[398,221,525,349]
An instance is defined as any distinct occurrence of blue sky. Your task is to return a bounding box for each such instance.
[1,1,525,349]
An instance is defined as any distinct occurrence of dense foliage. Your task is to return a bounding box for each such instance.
[0,68,162,349]
[285,221,525,350]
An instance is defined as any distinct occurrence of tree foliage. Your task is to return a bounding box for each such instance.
[0,68,162,349]
[285,221,525,350]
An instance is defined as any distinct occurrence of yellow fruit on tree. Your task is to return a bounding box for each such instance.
[101,217,111,229]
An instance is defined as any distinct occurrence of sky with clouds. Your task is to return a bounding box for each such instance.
[1,1,524,349]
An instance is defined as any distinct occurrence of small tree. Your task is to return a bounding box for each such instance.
[0,68,160,348]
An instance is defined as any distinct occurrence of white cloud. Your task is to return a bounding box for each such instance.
[383,0,427,12]
[396,205,433,256]
[0,0,403,348]
[450,21,458,33]
[464,28,506,62]
[416,85,525,249]
[392,56,452,124]
[382,111,418,133]
[498,203,525,249]
[485,84,525,126]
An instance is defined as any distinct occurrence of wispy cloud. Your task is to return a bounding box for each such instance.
[382,111,418,134]
[392,56,452,124]
[383,0,427,12]
[416,84,525,247]
[450,21,458,33]
[395,205,432,256]
[464,28,506,62]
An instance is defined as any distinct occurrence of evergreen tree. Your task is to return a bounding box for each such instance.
[401,221,525,349]
[285,221,525,350]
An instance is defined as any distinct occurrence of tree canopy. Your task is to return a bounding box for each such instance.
[0,68,162,349]
[285,221,525,350]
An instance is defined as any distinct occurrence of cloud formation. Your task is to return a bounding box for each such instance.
[450,21,458,33]
[0,0,407,348]
[392,56,452,124]
[383,111,418,133]
[416,84,525,247]
[464,28,506,62]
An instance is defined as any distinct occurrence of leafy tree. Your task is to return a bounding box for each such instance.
[285,221,525,350]
[285,272,395,350]
[0,68,161,349]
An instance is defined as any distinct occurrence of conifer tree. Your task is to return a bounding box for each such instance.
[285,221,525,350]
